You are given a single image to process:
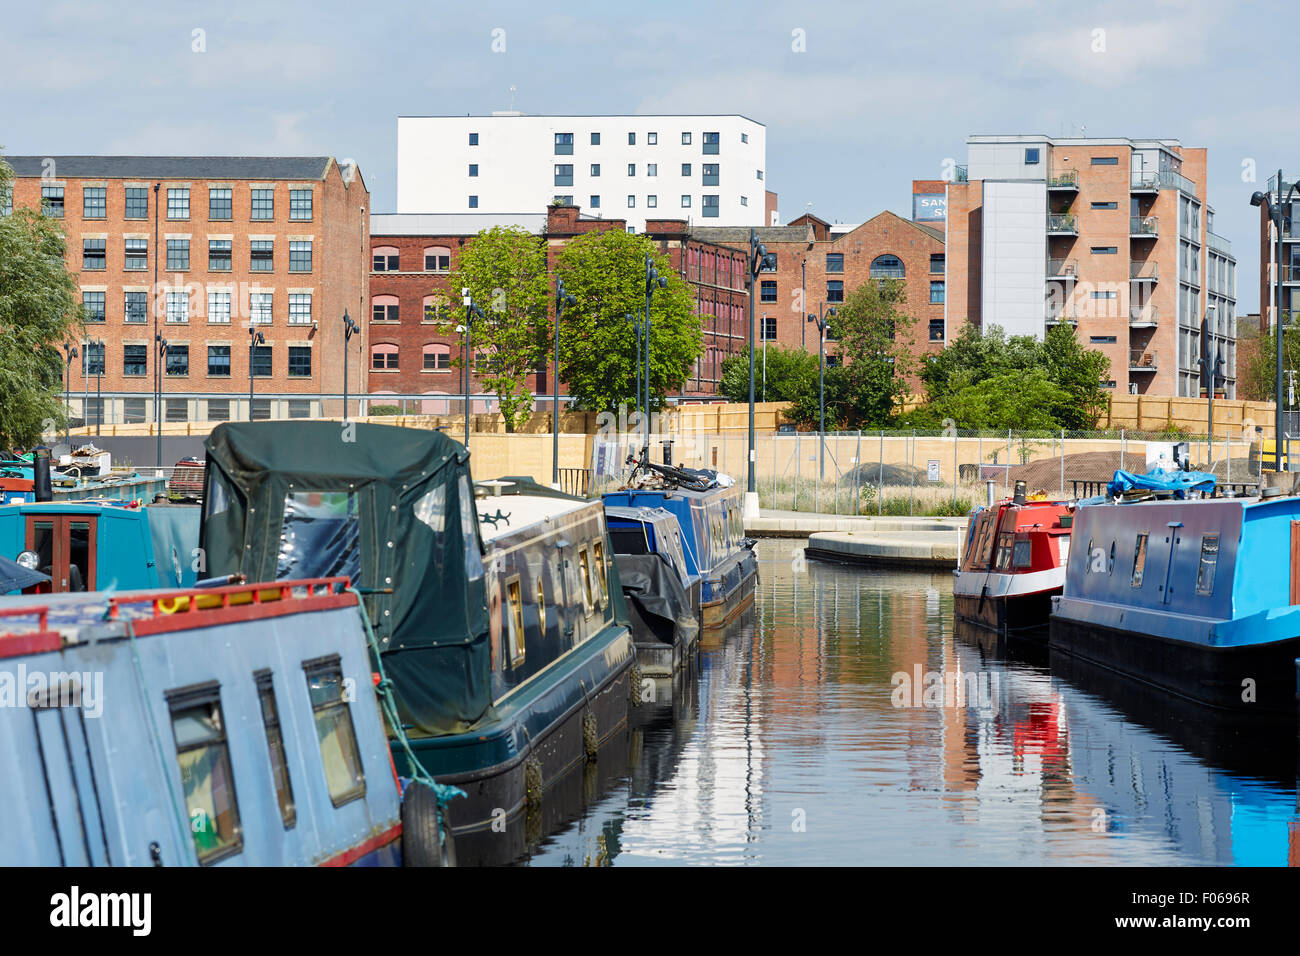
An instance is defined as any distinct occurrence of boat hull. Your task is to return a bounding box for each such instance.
[1049,615,1300,714]
[953,588,1058,635]
[700,549,758,630]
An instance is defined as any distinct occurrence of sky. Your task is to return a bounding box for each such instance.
[3,0,1294,313]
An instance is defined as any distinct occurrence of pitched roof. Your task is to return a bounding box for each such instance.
[691,225,810,245]
[2,156,335,181]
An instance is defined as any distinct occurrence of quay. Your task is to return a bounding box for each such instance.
[747,510,966,570]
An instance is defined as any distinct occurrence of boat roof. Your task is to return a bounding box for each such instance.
[477,492,591,543]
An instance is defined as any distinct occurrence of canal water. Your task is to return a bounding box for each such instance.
[517,539,1300,866]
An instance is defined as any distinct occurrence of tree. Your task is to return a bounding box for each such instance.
[933,369,1073,430]
[553,229,701,413]
[0,156,84,447]
[1239,327,1300,403]
[441,226,549,432]
[717,344,818,404]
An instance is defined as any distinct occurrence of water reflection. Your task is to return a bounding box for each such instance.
[519,539,1299,866]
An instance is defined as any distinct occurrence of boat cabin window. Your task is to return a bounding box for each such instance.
[976,517,997,567]
[1012,539,1033,569]
[254,671,296,829]
[505,576,526,666]
[994,533,1014,570]
[166,684,243,864]
[536,576,547,632]
[578,546,594,616]
[277,491,361,585]
[1195,534,1219,595]
[1130,533,1148,588]
[303,657,366,808]
[593,540,608,607]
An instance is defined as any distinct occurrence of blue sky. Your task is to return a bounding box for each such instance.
[3,0,1291,312]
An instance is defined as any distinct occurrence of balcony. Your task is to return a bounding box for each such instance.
[1047,169,1079,191]
[1130,349,1158,372]
[1281,264,1300,283]
[1046,258,1078,281]
[1130,261,1159,283]
[1131,171,1160,194]
[1047,213,1078,235]
[1130,215,1158,238]
[954,165,968,183]
[1129,306,1159,328]
[1131,169,1197,198]
[1045,305,1078,325]
[1207,231,1232,255]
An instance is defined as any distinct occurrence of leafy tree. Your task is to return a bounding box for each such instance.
[553,229,701,412]
[1238,326,1300,403]
[717,344,819,404]
[0,156,84,447]
[933,370,1073,430]
[440,226,549,431]
[1038,322,1110,429]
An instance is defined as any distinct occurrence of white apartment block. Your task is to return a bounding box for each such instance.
[396,113,769,232]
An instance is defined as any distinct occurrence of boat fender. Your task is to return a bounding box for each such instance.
[628,663,645,707]
[583,711,599,762]
[524,757,544,808]
[401,780,455,868]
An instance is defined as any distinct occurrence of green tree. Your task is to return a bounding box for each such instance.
[933,369,1073,430]
[0,156,84,447]
[553,229,701,412]
[1038,322,1110,429]
[1239,327,1300,403]
[717,344,819,404]
[441,226,549,431]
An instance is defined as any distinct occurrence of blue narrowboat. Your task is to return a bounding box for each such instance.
[602,466,757,632]
[1051,490,1300,713]
[198,423,635,865]
[0,578,406,866]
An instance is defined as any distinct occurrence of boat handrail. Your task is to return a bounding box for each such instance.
[107,576,357,635]
[0,605,62,657]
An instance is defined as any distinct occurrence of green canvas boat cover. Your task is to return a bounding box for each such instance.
[200,421,491,736]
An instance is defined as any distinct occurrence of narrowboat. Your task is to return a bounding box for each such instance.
[953,491,1073,635]
[198,422,635,865]
[602,462,757,631]
[0,577,406,866]
[604,504,701,676]
[1051,489,1300,713]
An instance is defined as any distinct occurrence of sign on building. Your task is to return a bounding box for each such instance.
[913,194,947,222]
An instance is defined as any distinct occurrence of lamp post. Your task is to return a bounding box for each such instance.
[342,309,359,423]
[1251,171,1300,471]
[642,254,667,462]
[88,338,103,436]
[806,303,836,480]
[745,231,768,518]
[1198,307,1223,467]
[461,288,486,448]
[61,341,77,445]
[155,334,167,465]
[247,326,264,422]
[552,279,576,485]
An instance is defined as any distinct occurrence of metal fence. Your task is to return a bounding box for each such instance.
[590,427,1268,516]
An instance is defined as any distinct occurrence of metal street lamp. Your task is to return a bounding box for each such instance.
[247,326,265,422]
[552,279,576,485]
[61,341,77,445]
[155,334,167,465]
[1197,307,1223,466]
[806,303,836,480]
[745,231,769,518]
[461,288,486,448]
[88,338,104,436]
[342,309,360,423]
[642,254,667,462]
[1251,170,1300,471]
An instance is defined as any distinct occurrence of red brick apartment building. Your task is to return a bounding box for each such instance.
[366,204,748,411]
[1,156,369,423]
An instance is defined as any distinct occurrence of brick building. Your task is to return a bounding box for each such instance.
[365,204,748,411]
[1,156,369,423]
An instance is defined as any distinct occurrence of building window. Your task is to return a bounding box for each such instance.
[827,280,844,303]
[167,187,189,219]
[423,246,449,271]
[553,195,573,206]
[702,195,719,217]
[165,343,189,376]
[554,164,573,186]
[1089,335,1117,344]
[703,132,720,154]
[250,240,274,271]
[626,226,635,234]
[289,188,312,220]
[206,399,230,421]
[1090,246,1118,254]
[208,290,231,324]
[929,319,945,342]
[166,290,189,324]
[647,195,657,208]
[627,195,635,208]
[166,238,189,271]
[303,658,366,808]
[42,186,64,217]
[627,163,636,177]
[250,292,273,325]
[555,132,573,155]
[125,238,148,270]
[740,196,748,206]
[930,253,945,273]
[702,164,719,186]
[81,343,105,376]
[208,345,231,377]
[681,195,691,208]
[371,344,398,370]
[590,195,601,208]
[627,132,635,145]
[1091,201,1118,210]
[590,164,600,176]
[1025,148,1040,165]
[372,247,399,271]
[82,291,105,323]
[468,164,478,178]
[372,295,399,323]
[930,280,945,303]
[590,132,600,145]
[869,254,905,279]
[1090,290,1117,299]
[761,316,777,340]
[423,344,451,370]
[1091,156,1120,165]
[469,132,478,145]
[288,293,312,325]
[125,291,148,324]
[250,399,272,420]
[82,187,106,219]
[209,187,232,220]
[166,688,241,864]
[123,345,148,377]
[250,188,274,220]
[741,132,749,144]
[468,195,478,208]
[288,400,312,419]
[647,163,657,177]
[760,280,777,303]
[826,253,844,273]
[681,163,691,177]
[209,239,232,271]
[82,238,106,271]
[647,132,657,145]
[289,241,312,272]
[124,187,148,219]
[288,346,312,377]
[251,345,272,377]
[682,132,692,145]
